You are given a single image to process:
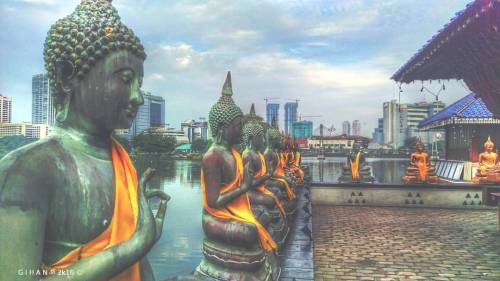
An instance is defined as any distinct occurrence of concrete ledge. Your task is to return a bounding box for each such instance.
[311,183,495,209]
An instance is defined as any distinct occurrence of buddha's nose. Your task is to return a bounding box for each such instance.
[130,84,144,106]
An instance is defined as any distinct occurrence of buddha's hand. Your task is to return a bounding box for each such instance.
[146,189,170,242]
[130,168,161,254]
[242,162,255,191]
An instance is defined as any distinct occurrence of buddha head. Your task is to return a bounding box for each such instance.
[484,136,495,152]
[44,0,146,132]
[266,117,281,149]
[209,72,243,146]
[242,104,265,151]
[416,138,424,152]
[352,142,361,152]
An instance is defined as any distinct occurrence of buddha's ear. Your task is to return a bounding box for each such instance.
[54,60,74,124]
[55,60,75,93]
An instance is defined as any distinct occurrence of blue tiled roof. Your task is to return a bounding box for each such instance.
[419,93,493,128]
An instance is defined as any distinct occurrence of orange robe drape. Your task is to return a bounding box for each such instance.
[256,152,286,218]
[350,152,361,181]
[272,152,295,199]
[413,154,428,181]
[201,149,277,252]
[45,139,141,281]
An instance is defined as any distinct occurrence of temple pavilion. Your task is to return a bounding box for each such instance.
[392,0,500,186]
[419,93,500,161]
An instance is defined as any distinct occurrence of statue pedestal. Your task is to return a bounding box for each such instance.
[195,239,279,281]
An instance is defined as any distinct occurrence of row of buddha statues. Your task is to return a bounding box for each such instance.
[196,72,306,280]
[0,1,307,280]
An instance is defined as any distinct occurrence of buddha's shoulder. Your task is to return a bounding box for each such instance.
[202,146,232,163]
[0,136,66,172]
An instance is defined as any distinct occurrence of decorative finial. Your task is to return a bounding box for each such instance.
[485,136,494,148]
[250,103,256,116]
[221,71,233,96]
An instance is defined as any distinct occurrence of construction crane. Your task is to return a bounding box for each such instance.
[286,98,301,103]
[298,115,322,121]
[264,97,280,105]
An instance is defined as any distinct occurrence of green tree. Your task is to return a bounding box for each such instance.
[191,138,208,153]
[133,133,176,153]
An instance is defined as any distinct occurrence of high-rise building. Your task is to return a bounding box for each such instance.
[0,95,12,124]
[352,120,361,136]
[32,73,55,126]
[181,119,209,143]
[284,102,298,135]
[149,94,165,128]
[266,103,280,126]
[381,100,446,148]
[342,121,351,135]
[292,120,313,140]
[372,118,384,144]
[383,100,408,148]
[127,92,165,137]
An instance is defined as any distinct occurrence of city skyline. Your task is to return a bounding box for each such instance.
[1,0,473,136]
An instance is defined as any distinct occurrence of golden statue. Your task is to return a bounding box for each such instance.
[473,136,500,184]
[403,138,439,184]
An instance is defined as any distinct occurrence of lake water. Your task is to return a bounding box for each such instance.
[134,156,409,279]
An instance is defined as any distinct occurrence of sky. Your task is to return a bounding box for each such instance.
[0,0,474,136]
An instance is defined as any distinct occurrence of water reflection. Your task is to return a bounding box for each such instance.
[135,156,203,279]
[304,157,408,184]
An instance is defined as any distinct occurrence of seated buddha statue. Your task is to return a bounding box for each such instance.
[242,104,288,248]
[263,118,298,218]
[0,1,169,280]
[403,138,439,184]
[473,137,500,183]
[196,73,279,281]
[338,142,375,183]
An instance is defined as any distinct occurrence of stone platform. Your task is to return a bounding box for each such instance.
[313,205,500,281]
[279,185,314,281]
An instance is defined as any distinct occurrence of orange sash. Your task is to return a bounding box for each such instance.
[272,152,295,199]
[201,149,277,252]
[256,152,286,218]
[415,154,428,181]
[46,139,141,280]
[350,152,361,181]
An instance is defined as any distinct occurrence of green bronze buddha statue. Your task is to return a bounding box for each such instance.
[338,142,375,183]
[0,1,168,280]
[242,104,289,249]
[263,118,298,218]
[196,72,279,281]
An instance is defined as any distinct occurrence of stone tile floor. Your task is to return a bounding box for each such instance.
[313,206,500,281]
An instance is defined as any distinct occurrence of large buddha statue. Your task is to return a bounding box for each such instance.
[403,138,439,184]
[0,1,168,280]
[242,104,288,249]
[263,118,298,218]
[338,142,374,183]
[196,73,279,281]
[473,136,500,183]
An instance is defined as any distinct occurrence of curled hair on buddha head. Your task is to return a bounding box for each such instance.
[242,104,264,147]
[208,72,243,139]
[267,117,281,144]
[43,0,146,109]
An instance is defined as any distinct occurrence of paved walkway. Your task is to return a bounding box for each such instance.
[313,206,500,281]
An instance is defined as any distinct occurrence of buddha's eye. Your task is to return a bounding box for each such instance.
[118,70,134,84]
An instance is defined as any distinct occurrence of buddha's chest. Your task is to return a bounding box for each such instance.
[46,156,115,244]
[482,153,497,164]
